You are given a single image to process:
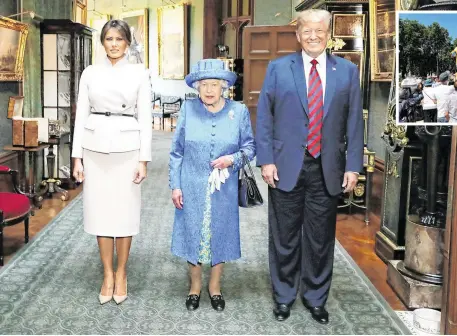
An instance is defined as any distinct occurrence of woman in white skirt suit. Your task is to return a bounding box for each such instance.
[71,20,152,305]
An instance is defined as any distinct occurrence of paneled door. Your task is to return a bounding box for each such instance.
[242,25,300,131]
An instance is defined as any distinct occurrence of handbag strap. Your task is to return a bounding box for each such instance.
[240,150,257,181]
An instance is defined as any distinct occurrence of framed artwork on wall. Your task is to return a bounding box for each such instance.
[157,4,189,79]
[119,9,149,68]
[73,0,87,25]
[331,51,365,85]
[7,96,24,118]
[89,15,112,64]
[332,14,365,38]
[369,0,395,81]
[0,17,29,81]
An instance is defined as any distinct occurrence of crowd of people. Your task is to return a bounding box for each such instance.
[398,71,457,123]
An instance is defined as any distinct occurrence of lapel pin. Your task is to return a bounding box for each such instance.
[228,110,235,120]
[332,67,336,71]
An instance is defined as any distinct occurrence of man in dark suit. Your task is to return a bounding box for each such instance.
[256,9,364,323]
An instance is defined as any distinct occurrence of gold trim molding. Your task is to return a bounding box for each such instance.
[0,17,29,82]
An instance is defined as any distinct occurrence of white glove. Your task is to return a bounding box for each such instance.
[208,168,230,194]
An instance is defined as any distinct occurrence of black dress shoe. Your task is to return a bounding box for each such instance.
[209,292,225,311]
[185,294,200,311]
[307,306,329,324]
[273,303,290,321]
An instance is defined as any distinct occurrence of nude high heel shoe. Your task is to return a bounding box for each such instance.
[113,279,128,305]
[99,273,114,304]
[99,291,113,305]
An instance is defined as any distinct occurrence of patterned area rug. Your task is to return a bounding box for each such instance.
[0,130,410,335]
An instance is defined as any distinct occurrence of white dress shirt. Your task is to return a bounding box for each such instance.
[430,84,454,119]
[72,55,152,161]
[302,50,326,103]
[422,87,437,110]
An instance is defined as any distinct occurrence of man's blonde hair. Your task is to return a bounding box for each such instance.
[296,9,332,32]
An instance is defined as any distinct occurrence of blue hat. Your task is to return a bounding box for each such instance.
[185,59,237,88]
[424,79,433,87]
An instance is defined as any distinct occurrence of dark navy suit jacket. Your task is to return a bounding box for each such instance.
[255,51,364,196]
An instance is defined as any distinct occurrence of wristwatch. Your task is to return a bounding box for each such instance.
[228,155,235,165]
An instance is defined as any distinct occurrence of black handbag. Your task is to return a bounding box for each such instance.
[238,151,264,208]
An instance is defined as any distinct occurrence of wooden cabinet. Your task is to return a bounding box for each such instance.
[40,19,92,188]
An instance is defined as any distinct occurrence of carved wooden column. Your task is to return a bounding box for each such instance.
[203,0,221,59]
[441,126,457,335]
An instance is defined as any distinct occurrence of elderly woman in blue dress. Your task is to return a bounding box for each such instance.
[169,59,255,311]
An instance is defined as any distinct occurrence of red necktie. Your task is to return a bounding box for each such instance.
[307,59,323,158]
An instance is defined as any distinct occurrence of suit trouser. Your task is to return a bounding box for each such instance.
[268,154,339,307]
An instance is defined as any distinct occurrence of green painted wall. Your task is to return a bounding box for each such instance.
[0,0,72,155]
[0,0,19,154]
[254,0,293,25]
[21,0,73,119]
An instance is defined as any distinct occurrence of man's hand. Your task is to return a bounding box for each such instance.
[172,189,183,209]
[261,164,279,188]
[133,162,147,184]
[73,158,84,183]
[342,172,358,193]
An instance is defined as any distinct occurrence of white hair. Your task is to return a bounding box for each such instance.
[192,79,229,93]
[296,9,332,32]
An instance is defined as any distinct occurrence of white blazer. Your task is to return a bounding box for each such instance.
[71,55,152,161]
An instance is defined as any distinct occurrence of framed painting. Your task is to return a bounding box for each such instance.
[89,15,112,63]
[73,0,87,25]
[119,9,149,68]
[369,0,395,81]
[331,51,364,85]
[7,96,24,118]
[0,17,29,81]
[332,14,365,38]
[157,4,189,79]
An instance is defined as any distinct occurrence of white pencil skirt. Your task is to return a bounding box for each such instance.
[82,149,141,237]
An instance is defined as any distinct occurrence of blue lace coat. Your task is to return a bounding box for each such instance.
[169,99,256,265]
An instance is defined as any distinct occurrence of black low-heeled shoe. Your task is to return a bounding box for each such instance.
[185,293,201,311]
[209,292,225,311]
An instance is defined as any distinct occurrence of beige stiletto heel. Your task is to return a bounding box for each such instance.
[113,279,128,305]
[99,273,114,304]
[99,292,113,305]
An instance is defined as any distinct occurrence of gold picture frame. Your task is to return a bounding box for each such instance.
[89,15,112,63]
[7,95,24,118]
[0,17,28,81]
[332,14,365,38]
[157,4,189,79]
[119,9,149,68]
[331,51,364,85]
[369,0,395,81]
[73,0,87,25]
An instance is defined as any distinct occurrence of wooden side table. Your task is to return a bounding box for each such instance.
[40,135,70,201]
[3,144,49,210]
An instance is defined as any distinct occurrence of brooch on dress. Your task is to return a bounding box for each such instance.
[228,110,235,120]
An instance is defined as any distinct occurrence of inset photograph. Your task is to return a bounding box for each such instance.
[397,11,457,124]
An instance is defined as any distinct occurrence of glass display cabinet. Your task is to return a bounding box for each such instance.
[40,19,92,197]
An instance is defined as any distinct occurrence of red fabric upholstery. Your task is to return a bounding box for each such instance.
[0,192,30,221]
[0,166,10,173]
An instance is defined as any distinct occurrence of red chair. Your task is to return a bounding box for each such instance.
[0,165,31,266]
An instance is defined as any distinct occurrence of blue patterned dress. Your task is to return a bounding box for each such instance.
[169,99,256,266]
